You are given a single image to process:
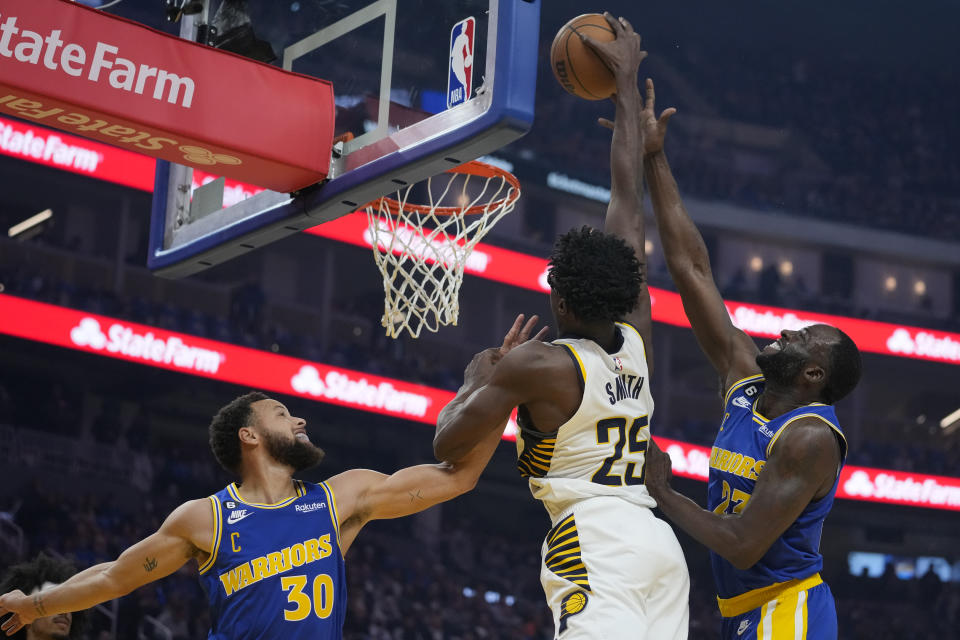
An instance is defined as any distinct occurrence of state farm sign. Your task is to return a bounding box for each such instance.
[1,293,958,512]
[70,317,224,374]
[291,365,432,419]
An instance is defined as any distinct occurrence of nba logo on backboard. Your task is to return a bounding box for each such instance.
[447,17,475,108]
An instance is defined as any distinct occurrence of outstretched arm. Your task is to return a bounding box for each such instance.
[584,14,653,361]
[641,88,759,389]
[645,420,841,569]
[0,500,210,635]
[433,315,548,463]
[328,420,506,553]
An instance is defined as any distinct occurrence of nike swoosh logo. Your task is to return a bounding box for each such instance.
[227,511,253,524]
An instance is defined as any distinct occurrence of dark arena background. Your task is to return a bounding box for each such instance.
[1,1,959,638]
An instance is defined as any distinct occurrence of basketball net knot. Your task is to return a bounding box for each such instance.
[364,161,520,338]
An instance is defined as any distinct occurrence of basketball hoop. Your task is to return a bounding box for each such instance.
[364,160,521,338]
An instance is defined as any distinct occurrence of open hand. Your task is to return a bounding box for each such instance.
[598,78,676,156]
[644,438,674,498]
[0,590,34,636]
[463,314,548,387]
[580,13,647,84]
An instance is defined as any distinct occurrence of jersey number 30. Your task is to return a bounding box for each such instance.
[281,574,335,621]
[591,416,648,486]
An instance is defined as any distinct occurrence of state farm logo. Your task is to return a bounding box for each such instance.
[728,306,816,337]
[886,328,960,363]
[665,443,710,480]
[0,122,102,172]
[70,318,225,374]
[842,469,960,508]
[538,268,550,292]
[843,470,875,497]
[291,365,431,418]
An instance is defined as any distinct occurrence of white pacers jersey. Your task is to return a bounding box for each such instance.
[516,323,689,639]
[516,322,657,522]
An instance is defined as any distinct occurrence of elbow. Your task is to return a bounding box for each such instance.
[455,470,480,496]
[726,541,765,571]
[442,461,480,497]
[433,432,468,463]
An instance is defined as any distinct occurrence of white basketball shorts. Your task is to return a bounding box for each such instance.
[539,496,689,640]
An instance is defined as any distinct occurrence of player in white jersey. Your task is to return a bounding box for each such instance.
[434,14,688,640]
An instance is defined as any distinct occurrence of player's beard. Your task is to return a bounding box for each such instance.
[755,348,805,388]
[262,431,325,471]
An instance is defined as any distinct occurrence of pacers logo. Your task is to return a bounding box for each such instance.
[558,590,588,634]
[179,145,241,166]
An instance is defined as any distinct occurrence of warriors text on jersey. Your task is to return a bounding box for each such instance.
[197,481,346,640]
[516,323,689,639]
[710,375,847,638]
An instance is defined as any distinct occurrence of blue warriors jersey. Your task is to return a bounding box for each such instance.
[709,375,847,601]
[197,481,346,639]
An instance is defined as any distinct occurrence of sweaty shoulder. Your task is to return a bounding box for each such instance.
[493,340,577,385]
[164,498,218,554]
[768,416,842,498]
[498,340,582,431]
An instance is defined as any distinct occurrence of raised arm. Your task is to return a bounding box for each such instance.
[641,86,759,389]
[0,499,211,635]
[433,314,548,463]
[644,419,841,569]
[583,14,653,354]
[327,419,506,553]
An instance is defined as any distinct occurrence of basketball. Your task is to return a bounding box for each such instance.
[550,14,617,100]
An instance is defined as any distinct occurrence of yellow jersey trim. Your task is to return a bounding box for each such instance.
[197,495,222,575]
[722,374,764,408]
[227,482,301,509]
[561,344,587,385]
[752,399,770,423]
[766,413,846,458]
[716,573,822,618]
[616,321,647,361]
[318,482,342,554]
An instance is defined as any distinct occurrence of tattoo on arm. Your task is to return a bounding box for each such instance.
[407,489,424,503]
[143,557,158,572]
[33,593,47,617]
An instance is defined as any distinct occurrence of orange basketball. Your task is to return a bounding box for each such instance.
[550,14,617,100]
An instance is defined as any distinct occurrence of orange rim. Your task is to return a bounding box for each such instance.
[366,160,520,217]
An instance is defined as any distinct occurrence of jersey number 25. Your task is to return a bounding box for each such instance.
[591,416,649,486]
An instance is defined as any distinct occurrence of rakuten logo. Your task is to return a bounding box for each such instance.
[728,306,817,337]
[0,122,101,172]
[70,318,224,374]
[291,365,431,418]
[362,221,491,274]
[842,469,960,508]
[885,328,960,363]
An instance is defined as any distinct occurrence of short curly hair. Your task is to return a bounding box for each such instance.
[821,329,861,404]
[209,391,269,474]
[0,552,86,639]
[548,226,643,323]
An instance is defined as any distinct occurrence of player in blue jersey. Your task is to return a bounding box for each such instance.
[0,315,542,639]
[634,82,863,638]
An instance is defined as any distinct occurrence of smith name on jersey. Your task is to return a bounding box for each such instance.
[197,480,346,639]
[710,375,847,601]
[515,322,658,520]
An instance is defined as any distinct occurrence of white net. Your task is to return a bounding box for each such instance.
[364,161,520,338]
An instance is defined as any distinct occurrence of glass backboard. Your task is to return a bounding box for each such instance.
[149,0,540,277]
